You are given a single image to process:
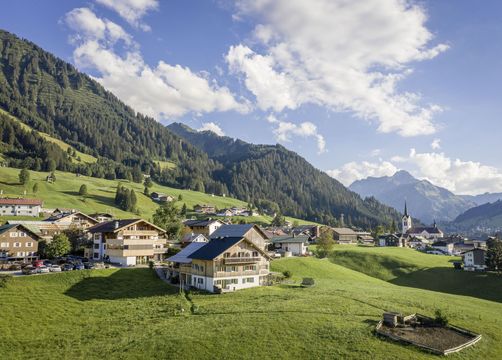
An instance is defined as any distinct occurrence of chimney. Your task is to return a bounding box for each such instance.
[114,220,120,229]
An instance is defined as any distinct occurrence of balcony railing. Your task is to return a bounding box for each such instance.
[223,257,260,264]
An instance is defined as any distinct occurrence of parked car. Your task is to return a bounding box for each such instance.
[73,263,85,270]
[37,266,50,274]
[62,263,74,271]
[43,260,53,267]
[22,266,37,275]
[32,260,44,268]
[49,265,62,272]
[84,262,95,270]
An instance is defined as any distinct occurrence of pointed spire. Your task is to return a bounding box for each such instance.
[404,201,408,217]
[433,219,437,228]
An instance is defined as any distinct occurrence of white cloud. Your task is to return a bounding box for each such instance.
[329,148,502,195]
[370,149,382,157]
[267,115,326,154]
[199,122,225,136]
[431,138,441,150]
[95,0,158,31]
[64,8,247,120]
[228,0,448,137]
[327,160,398,186]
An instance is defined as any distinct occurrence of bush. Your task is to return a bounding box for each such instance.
[301,277,315,287]
[148,260,155,270]
[0,274,12,288]
[282,270,292,279]
[434,309,449,327]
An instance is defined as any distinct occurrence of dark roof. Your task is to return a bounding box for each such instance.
[167,242,207,264]
[87,219,141,233]
[432,241,449,247]
[184,219,220,227]
[210,224,254,239]
[188,237,244,260]
[45,211,98,223]
[271,235,310,244]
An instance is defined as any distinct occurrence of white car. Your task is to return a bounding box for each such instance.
[37,266,50,274]
[49,265,62,272]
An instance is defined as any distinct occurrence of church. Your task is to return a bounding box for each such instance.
[401,202,444,240]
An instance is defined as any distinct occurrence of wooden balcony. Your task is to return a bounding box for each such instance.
[224,257,260,264]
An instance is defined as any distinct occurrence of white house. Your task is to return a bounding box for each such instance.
[463,248,487,271]
[271,235,309,256]
[431,241,454,255]
[0,198,43,217]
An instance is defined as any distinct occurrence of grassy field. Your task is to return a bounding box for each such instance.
[0,108,97,164]
[0,167,316,225]
[0,251,501,359]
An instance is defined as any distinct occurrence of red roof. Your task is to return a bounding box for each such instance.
[0,198,43,206]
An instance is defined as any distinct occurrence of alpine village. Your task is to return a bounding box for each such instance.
[1,2,502,360]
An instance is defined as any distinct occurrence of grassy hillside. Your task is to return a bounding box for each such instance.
[0,167,316,225]
[1,256,501,359]
[0,108,97,164]
[332,246,502,303]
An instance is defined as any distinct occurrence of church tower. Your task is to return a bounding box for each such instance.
[402,201,412,234]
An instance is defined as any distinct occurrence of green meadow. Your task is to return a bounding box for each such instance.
[0,166,315,225]
[1,247,501,359]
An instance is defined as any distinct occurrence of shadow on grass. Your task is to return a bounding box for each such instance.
[61,191,119,209]
[65,268,177,301]
[0,180,20,186]
[390,268,502,303]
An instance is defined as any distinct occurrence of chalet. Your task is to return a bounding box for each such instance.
[183,219,223,236]
[194,204,216,214]
[292,225,321,240]
[0,198,43,217]
[51,208,76,216]
[89,213,114,223]
[216,209,234,217]
[174,236,272,293]
[271,234,309,256]
[407,236,429,250]
[150,192,174,202]
[85,219,169,266]
[45,211,99,229]
[210,224,270,251]
[431,241,454,255]
[378,234,403,247]
[181,233,208,247]
[332,228,358,244]
[463,248,487,271]
[0,224,41,262]
[356,231,375,245]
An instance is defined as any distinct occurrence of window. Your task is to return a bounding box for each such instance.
[17,252,25,257]
[198,278,204,284]
[10,232,18,238]
[224,252,230,258]
[94,244,100,249]
[244,265,256,271]
[13,242,21,248]
[243,277,254,283]
[19,232,26,237]
[93,253,99,259]
[26,242,33,248]
[0,242,8,248]
[252,251,258,257]
[93,233,101,241]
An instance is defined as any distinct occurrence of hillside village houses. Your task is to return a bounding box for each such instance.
[271,234,310,256]
[0,197,43,217]
[183,219,223,236]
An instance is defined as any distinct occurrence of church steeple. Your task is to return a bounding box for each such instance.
[402,201,412,234]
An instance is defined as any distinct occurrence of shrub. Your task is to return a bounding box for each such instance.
[301,277,315,287]
[148,260,155,270]
[434,309,449,327]
[0,274,12,288]
[282,270,292,279]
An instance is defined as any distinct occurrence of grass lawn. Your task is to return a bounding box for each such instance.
[0,167,317,225]
[1,252,501,359]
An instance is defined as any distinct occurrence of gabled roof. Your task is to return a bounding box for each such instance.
[332,227,357,235]
[188,237,243,260]
[407,226,443,234]
[0,223,41,239]
[210,224,269,240]
[87,219,166,234]
[271,235,310,244]
[45,211,98,223]
[167,242,207,264]
[182,233,208,243]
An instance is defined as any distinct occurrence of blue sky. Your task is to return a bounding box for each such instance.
[2,0,502,195]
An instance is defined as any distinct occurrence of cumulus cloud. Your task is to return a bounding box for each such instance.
[228,0,448,137]
[267,115,326,154]
[199,122,225,136]
[64,8,247,120]
[431,138,441,150]
[95,0,158,31]
[329,148,502,195]
[327,160,398,186]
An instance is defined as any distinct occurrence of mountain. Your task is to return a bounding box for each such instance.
[460,192,502,206]
[447,200,502,235]
[168,123,401,227]
[0,29,400,228]
[349,170,476,224]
